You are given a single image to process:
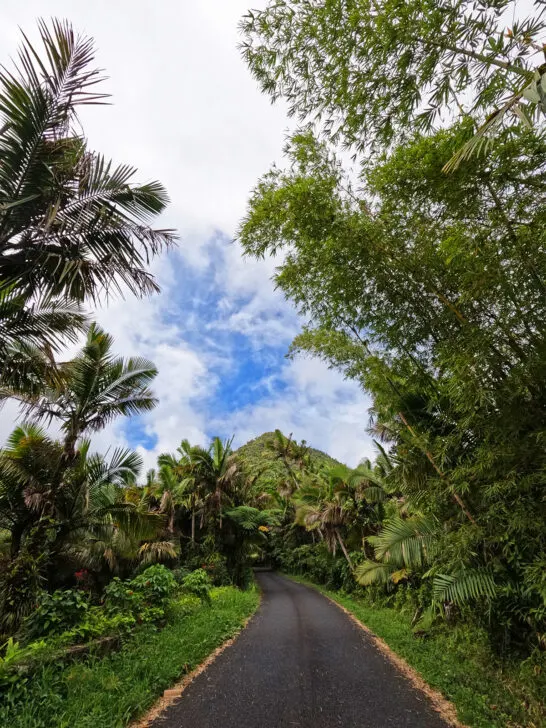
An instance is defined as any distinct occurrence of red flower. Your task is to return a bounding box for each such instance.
[74,570,88,581]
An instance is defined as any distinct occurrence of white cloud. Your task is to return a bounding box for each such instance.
[213,356,376,467]
[0,1,375,470]
[89,257,212,471]
[0,400,25,445]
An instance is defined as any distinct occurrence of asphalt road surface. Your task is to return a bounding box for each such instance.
[151,572,450,728]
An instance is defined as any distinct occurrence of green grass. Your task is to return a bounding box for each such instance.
[286,575,545,728]
[1,586,259,728]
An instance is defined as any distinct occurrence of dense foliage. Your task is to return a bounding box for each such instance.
[239,0,546,659]
[1,4,545,725]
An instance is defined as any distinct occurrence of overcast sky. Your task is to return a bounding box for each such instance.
[0,1,375,469]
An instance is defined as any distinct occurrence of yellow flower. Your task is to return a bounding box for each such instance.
[258,525,269,532]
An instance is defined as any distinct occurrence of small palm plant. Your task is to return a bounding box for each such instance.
[8,323,157,459]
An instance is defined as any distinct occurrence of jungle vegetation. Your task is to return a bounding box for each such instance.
[0,3,545,725]
[238,0,546,658]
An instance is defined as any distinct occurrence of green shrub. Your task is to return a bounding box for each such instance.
[182,569,212,604]
[24,589,89,640]
[131,565,177,606]
[104,565,177,624]
[56,608,136,644]
[103,578,144,614]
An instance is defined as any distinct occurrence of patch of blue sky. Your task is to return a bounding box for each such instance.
[124,416,158,451]
[135,232,295,443]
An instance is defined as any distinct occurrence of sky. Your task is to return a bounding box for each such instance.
[0,0,375,470]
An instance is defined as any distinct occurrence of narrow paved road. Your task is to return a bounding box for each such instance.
[152,573,450,728]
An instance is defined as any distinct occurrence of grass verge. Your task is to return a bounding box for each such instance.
[285,575,545,728]
[1,586,259,728]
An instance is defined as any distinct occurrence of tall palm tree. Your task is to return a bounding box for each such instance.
[155,463,195,538]
[158,440,206,543]
[195,437,238,530]
[7,323,157,459]
[0,19,176,387]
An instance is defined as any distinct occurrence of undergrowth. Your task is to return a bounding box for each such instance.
[0,586,259,728]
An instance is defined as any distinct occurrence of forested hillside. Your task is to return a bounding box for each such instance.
[235,431,340,491]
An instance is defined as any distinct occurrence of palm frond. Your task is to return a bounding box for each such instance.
[138,540,177,564]
[433,569,497,605]
[355,560,397,585]
[0,19,177,304]
[369,515,438,569]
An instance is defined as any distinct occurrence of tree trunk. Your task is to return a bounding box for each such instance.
[335,527,354,571]
[191,511,196,543]
[10,523,24,559]
[63,430,79,464]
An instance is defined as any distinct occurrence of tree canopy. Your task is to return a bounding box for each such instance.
[241,0,546,154]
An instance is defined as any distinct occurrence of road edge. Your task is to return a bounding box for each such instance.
[129,593,261,728]
[286,575,467,728]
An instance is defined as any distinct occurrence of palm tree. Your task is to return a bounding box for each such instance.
[269,429,311,495]
[172,437,236,535]
[295,470,355,570]
[155,463,194,538]
[0,19,176,386]
[202,437,238,529]
[0,18,176,302]
[0,423,164,630]
[158,440,206,544]
[294,463,388,571]
[8,323,157,459]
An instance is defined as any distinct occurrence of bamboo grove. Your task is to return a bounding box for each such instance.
[238,0,546,653]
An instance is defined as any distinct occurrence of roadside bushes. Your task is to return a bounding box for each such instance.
[0,565,212,695]
[182,568,212,604]
[104,564,177,623]
[25,589,89,640]
[0,585,259,728]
